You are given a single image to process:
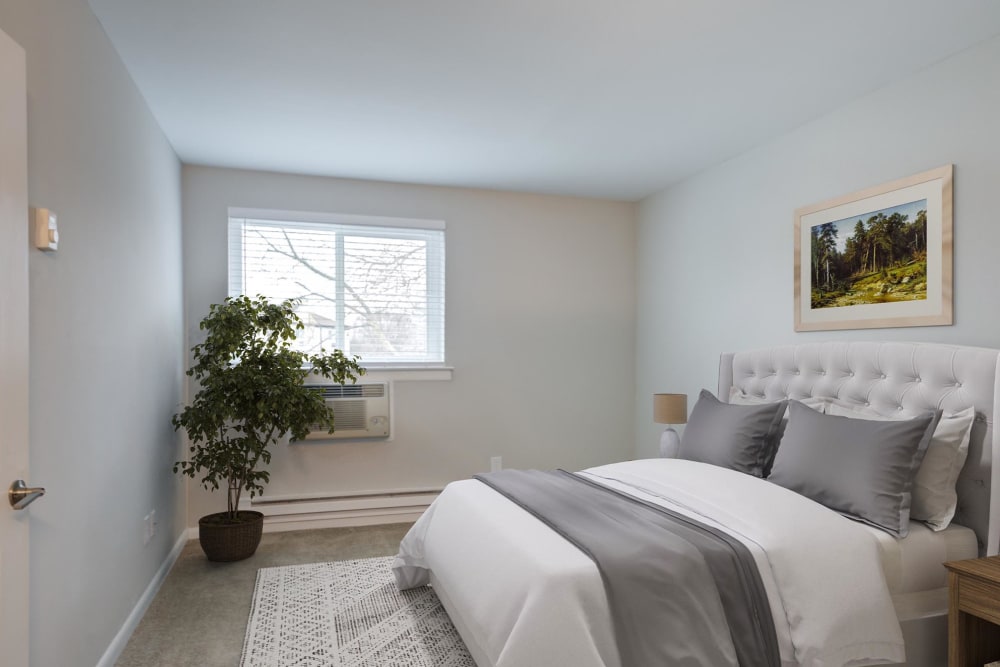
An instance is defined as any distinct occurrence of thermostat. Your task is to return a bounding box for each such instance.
[32,208,58,251]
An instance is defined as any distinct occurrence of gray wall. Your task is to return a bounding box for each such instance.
[0,1,184,666]
[636,34,1000,457]
[183,165,637,523]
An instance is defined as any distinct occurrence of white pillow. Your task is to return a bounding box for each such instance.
[824,401,975,531]
[728,388,827,413]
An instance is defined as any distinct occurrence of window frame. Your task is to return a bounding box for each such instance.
[227,207,446,370]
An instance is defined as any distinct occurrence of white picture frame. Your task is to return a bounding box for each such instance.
[794,165,953,332]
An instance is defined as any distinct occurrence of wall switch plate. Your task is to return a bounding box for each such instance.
[490,456,502,472]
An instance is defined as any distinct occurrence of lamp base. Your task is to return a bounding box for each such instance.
[659,427,680,458]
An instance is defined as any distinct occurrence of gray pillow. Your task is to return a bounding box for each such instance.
[677,389,787,477]
[768,400,941,537]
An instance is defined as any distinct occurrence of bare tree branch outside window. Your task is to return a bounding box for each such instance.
[229,216,444,364]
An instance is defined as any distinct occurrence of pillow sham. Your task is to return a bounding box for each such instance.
[677,389,786,477]
[768,400,940,537]
[727,390,828,476]
[824,401,975,531]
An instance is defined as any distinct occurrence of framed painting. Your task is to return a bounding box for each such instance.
[794,165,953,332]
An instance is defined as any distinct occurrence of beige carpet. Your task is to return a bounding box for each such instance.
[115,524,414,667]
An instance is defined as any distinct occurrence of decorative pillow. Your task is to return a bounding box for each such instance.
[768,400,940,537]
[825,402,975,531]
[677,389,786,477]
[727,390,827,475]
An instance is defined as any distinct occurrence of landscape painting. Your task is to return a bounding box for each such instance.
[794,164,953,332]
[810,199,927,309]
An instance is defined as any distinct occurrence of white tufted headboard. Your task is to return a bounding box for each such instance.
[718,341,1000,556]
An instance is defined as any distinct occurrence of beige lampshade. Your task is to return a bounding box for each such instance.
[653,393,687,425]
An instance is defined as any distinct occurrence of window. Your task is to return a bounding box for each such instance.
[228,208,445,366]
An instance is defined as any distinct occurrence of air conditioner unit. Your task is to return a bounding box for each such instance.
[302,382,390,440]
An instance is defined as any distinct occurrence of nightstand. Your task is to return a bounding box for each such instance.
[945,556,1000,666]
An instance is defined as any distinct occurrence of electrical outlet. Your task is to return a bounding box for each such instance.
[490,456,502,472]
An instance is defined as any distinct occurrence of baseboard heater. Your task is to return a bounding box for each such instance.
[238,488,441,531]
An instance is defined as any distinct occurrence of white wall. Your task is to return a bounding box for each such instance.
[183,166,636,522]
[0,1,184,666]
[636,34,1000,457]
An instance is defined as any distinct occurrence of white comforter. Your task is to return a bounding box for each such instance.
[393,459,905,667]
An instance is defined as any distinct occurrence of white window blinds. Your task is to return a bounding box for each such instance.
[228,208,445,366]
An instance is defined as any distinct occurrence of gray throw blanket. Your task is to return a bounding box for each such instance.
[474,469,780,667]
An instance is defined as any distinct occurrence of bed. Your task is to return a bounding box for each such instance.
[393,341,1000,667]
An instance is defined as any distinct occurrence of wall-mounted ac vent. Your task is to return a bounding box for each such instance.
[302,382,390,440]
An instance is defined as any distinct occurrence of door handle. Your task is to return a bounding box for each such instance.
[8,480,45,510]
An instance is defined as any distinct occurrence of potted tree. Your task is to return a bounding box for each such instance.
[173,295,364,561]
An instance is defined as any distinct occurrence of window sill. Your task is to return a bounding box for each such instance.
[360,366,454,382]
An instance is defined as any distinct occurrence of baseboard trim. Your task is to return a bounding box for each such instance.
[95,530,189,667]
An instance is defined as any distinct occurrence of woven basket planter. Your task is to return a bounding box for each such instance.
[198,510,264,562]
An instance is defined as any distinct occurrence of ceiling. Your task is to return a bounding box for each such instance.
[87,0,1000,201]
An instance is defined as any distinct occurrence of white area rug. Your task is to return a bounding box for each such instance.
[241,556,476,667]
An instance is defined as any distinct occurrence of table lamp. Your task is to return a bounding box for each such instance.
[653,393,687,458]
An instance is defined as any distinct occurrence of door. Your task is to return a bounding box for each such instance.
[0,26,30,666]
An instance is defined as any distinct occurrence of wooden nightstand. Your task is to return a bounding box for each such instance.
[945,556,1000,666]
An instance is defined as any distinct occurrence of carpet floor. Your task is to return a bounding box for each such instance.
[115,523,414,667]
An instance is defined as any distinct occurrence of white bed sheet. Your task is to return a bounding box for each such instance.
[394,459,906,667]
[861,521,977,595]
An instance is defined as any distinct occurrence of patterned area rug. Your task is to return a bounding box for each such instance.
[241,556,476,667]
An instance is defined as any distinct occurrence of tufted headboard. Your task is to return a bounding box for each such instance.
[718,341,1000,556]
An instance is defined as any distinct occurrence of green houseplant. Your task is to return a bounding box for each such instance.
[173,295,364,561]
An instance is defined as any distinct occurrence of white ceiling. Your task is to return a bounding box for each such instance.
[88,0,1000,201]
